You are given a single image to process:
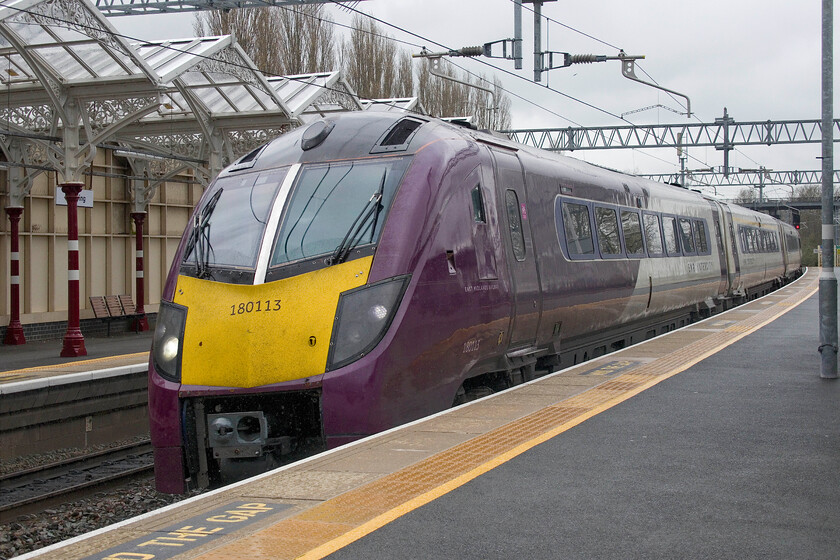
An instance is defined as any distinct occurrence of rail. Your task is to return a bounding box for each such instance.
[0,440,154,522]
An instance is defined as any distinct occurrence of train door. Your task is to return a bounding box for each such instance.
[707,202,728,295]
[779,223,790,273]
[720,204,741,293]
[490,148,541,349]
[468,166,499,281]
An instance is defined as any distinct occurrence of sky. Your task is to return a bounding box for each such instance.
[110,0,838,199]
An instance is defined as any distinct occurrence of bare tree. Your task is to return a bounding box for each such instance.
[340,15,411,99]
[792,183,822,201]
[734,187,758,205]
[416,59,511,130]
[788,184,821,266]
[194,5,336,76]
[396,50,415,99]
[196,9,511,130]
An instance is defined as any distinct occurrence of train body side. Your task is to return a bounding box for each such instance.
[148,113,802,493]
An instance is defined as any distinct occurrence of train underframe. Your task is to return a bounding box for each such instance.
[181,389,325,490]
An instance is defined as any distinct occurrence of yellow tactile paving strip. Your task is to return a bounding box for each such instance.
[186,271,817,560]
[0,352,149,383]
[40,270,817,560]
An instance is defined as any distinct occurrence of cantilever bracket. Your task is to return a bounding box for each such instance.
[423,55,498,129]
[618,52,691,118]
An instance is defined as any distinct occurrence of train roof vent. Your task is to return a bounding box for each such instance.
[371,117,425,154]
[226,144,266,173]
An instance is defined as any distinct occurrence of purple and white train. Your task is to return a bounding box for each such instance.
[149,112,802,493]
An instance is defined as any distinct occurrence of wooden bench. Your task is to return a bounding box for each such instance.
[89,294,141,336]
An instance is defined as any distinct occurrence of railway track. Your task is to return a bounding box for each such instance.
[0,440,154,523]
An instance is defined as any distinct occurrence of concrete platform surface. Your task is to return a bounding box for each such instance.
[14,268,840,560]
[0,331,151,384]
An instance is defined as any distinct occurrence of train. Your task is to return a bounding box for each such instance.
[149,112,802,493]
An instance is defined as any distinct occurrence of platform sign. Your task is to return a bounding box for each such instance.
[578,360,640,377]
[80,502,290,560]
[55,187,94,208]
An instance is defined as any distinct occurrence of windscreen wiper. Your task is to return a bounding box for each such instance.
[185,188,222,278]
[369,170,386,243]
[329,192,382,265]
[329,171,387,265]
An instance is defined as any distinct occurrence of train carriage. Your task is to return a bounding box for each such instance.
[149,112,801,493]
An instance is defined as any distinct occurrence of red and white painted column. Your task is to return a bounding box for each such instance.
[60,183,87,357]
[4,207,26,345]
[131,212,149,331]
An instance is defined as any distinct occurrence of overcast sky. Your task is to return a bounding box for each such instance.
[111,1,838,198]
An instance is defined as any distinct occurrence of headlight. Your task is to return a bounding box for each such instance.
[327,275,410,370]
[152,301,187,382]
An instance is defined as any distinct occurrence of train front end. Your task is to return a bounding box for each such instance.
[149,115,419,493]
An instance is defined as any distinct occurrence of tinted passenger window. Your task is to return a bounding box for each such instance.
[663,216,680,255]
[621,210,645,255]
[693,220,709,253]
[786,234,800,252]
[471,186,486,223]
[643,214,664,255]
[679,218,695,253]
[595,207,621,255]
[562,202,595,255]
[505,190,526,261]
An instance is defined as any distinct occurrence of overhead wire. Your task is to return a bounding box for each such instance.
[335,0,631,123]
[2,0,763,189]
[511,0,777,187]
[331,1,730,176]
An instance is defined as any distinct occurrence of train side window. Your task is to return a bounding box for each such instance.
[471,185,486,223]
[643,213,664,256]
[595,206,622,256]
[787,233,800,252]
[662,216,680,256]
[505,189,526,261]
[738,226,749,253]
[561,200,595,256]
[693,220,709,254]
[678,218,696,254]
[621,210,645,256]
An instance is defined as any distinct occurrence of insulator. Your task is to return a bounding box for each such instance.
[458,46,484,57]
[567,54,601,65]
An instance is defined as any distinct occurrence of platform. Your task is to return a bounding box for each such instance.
[15,268,840,560]
[0,331,151,384]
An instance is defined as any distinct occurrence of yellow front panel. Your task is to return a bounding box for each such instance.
[173,257,373,388]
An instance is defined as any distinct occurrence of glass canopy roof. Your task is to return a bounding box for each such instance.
[0,0,418,185]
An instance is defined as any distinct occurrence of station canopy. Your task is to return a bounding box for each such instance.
[360,97,426,115]
[0,0,408,192]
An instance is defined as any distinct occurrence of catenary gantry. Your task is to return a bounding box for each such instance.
[504,116,840,152]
